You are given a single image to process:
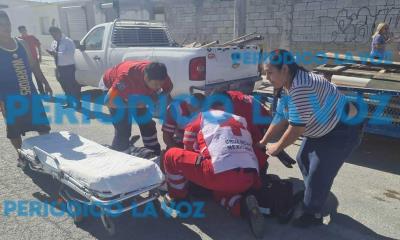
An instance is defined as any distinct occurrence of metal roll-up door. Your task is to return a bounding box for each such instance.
[62,6,88,41]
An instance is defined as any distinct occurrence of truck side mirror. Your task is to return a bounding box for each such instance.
[74,40,86,51]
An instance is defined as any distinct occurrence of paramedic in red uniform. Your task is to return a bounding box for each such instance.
[220,90,271,171]
[163,110,265,238]
[102,61,173,154]
[162,93,204,149]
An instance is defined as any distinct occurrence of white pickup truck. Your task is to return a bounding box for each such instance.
[74,20,261,96]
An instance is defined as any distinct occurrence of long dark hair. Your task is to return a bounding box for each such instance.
[268,49,309,77]
[144,62,168,81]
[268,49,309,101]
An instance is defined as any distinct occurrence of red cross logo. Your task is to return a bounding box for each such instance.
[219,117,246,136]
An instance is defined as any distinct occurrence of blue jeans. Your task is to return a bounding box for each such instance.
[296,122,364,214]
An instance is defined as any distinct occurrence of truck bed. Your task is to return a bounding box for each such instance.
[314,53,400,139]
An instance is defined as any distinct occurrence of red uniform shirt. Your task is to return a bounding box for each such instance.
[19,35,40,60]
[162,102,191,143]
[226,91,267,126]
[103,60,173,100]
[226,91,270,142]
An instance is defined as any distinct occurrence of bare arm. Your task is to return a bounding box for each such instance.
[46,40,57,57]
[259,119,289,145]
[269,125,305,155]
[20,40,52,95]
[37,43,42,63]
[31,63,52,95]
[34,36,42,62]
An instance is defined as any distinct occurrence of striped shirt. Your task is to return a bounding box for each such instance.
[275,70,346,138]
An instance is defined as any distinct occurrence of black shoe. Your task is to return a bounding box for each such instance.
[292,212,323,228]
[242,195,265,239]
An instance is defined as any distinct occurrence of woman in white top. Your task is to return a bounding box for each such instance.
[259,49,364,228]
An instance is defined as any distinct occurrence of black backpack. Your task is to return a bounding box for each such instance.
[251,174,295,223]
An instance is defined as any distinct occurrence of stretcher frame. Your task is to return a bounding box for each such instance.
[17,146,163,236]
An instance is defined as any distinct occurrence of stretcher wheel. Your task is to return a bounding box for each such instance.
[66,201,84,225]
[101,214,116,236]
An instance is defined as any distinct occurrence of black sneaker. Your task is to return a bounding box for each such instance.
[242,195,265,239]
[292,212,323,228]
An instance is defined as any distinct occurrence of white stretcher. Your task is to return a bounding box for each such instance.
[18,131,164,235]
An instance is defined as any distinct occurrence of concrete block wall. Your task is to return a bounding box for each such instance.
[161,0,400,63]
[165,0,235,45]
[246,0,400,59]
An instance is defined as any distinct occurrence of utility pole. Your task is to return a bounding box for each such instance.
[234,0,246,38]
[113,0,120,18]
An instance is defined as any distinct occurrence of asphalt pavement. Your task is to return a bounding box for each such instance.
[0,57,399,240]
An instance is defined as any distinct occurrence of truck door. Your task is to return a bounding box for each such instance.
[74,26,107,87]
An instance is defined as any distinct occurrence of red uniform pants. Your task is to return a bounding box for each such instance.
[163,147,261,216]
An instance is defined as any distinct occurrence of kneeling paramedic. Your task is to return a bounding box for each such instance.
[163,109,265,238]
[162,93,205,149]
[215,90,271,172]
[102,61,173,154]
